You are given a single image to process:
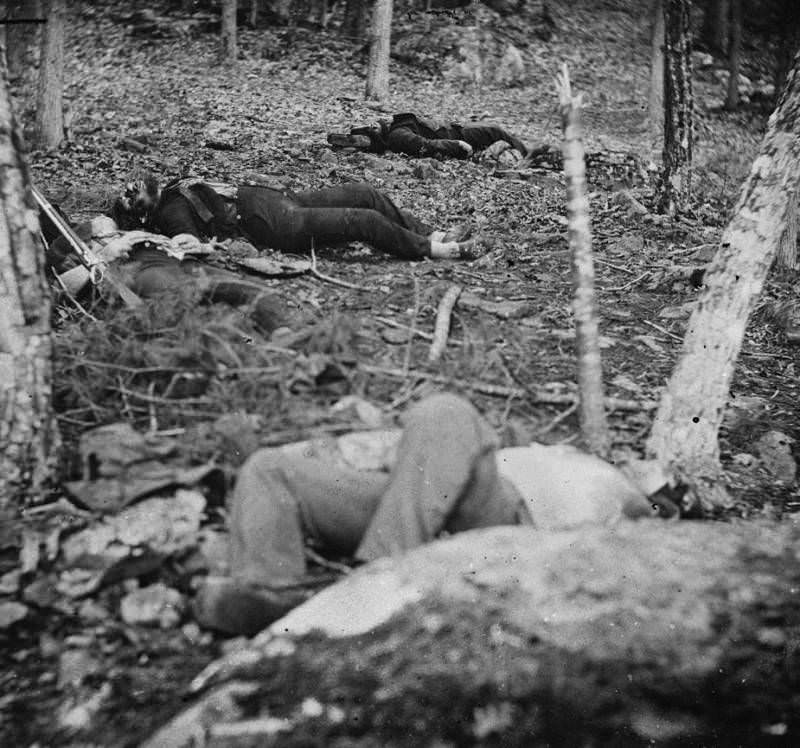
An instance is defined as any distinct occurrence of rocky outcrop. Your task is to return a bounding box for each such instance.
[144,520,800,747]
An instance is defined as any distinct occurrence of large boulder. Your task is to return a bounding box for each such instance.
[145,520,800,747]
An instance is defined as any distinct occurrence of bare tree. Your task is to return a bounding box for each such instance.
[647,0,664,156]
[221,0,237,62]
[0,54,59,507]
[658,0,693,215]
[35,0,64,150]
[342,0,368,40]
[699,0,729,56]
[723,0,742,110]
[647,50,800,509]
[3,0,43,79]
[556,65,609,457]
[365,0,392,101]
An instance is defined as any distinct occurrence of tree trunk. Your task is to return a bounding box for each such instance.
[3,0,42,80]
[34,0,64,150]
[647,0,664,157]
[145,522,800,748]
[342,0,367,40]
[558,65,609,457]
[700,0,728,55]
[776,197,797,270]
[365,0,392,101]
[658,0,693,215]
[0,54,58,507]
[647,50,800,508]
[221,0,237,62]
[723,0,741,110]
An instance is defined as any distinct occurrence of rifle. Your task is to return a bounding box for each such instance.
[32,186,143,308]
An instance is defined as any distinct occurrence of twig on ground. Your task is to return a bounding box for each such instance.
[53,269,99,322]
[310,245,372,291]
[594,257,636,274]
[360,364,656,411]
[304,546,353,575]
[605,271,650,292]
[428,284,462,363]
[375,315,435,342]
[642,318,683,342]
[535,401,578,437]
[403,273,421,377]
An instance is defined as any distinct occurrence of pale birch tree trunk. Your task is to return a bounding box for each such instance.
[365,0,392,102]
[658,0,693,215]
[221,0,237,62]
[776,196,797,270]
[648,0,664,157]
[35,0,64,150]
[0,55,58,507]
[647,51,800,508]
[557,65,609,458]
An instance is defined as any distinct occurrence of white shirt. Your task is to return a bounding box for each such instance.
[496,443,648,530]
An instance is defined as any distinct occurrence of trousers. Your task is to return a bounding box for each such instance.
[124,247,285,333]
[228,394,526,587]
[386,123,529,158]
[237,182,433,259]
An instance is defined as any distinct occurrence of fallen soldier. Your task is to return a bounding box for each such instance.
[113,175,479,261]
[194,393,678,636]
[43,211,288,334]
[327,111,549,160]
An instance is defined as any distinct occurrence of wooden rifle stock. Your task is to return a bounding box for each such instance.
[32,186,143,308]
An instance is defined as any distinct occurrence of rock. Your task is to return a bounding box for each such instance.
[607,233,645,255]
[58,683,112,732]
[23,575,60,608]
[610,189,648,216]
[755,430,797,484]
[120,583,185,628]
[58,648,102,689]
[151,522,800,747]
[494,44,525,86]
[0,569,22,595]
[202,120,237,151]
[61,490,206,570]
[0,601,29,629]
[412,162,438,181]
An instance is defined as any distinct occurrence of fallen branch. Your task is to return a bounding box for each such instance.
[428,284,462,363]
[360,364,656,412]
[310,246,372,291]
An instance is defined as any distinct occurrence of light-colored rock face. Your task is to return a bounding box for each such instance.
[151,521,800,748]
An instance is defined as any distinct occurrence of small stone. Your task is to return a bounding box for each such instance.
[23,576,60,608]
[120,583,185,628]
[0,601,29,629]
[78,599,111,622]
[755,431,797,484]
[0,569,22,595]
[58,648,102,689]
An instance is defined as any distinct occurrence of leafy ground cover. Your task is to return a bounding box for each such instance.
[2,0,799,744]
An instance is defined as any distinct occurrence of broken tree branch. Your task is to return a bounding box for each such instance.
[428,284,462,363]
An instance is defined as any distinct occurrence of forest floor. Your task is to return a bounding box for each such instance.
[2,0,799,745]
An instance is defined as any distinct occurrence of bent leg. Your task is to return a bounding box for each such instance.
[356,394,523,561]
[229,442,390,587]
[460,124,528,155]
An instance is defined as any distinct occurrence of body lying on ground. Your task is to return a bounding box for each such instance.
[327,112,550,160]
[113,176,480,261]
[194,393,679,637]
[45,214,288,334]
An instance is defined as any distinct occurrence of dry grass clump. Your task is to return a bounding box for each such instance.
[53,285,291,432]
